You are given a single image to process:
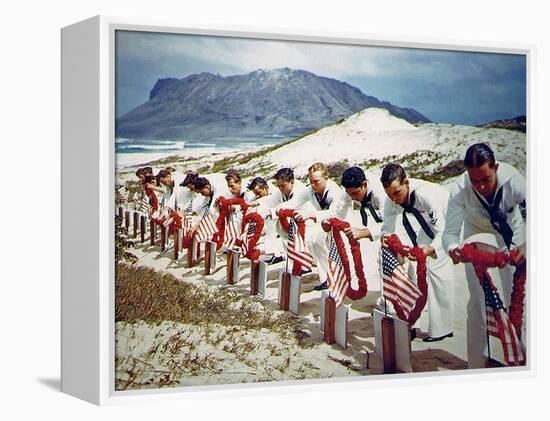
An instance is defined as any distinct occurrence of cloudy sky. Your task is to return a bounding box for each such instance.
[115,30,526,125]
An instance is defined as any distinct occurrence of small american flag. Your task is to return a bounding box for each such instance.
[240,220,257,256]
[139,192,150,214]
[117,186,128,205]
[327,235,348,307]
[196,207,217,241]
[483,274,525,365]
[381,247,422,320]
[182,211,193,236]
[286,219,313,271]
[223,212,241,250]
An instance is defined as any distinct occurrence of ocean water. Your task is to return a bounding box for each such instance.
[115,137,286,169]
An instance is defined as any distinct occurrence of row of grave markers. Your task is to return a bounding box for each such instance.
[117,204,411,368]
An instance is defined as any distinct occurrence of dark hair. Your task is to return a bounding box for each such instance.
[274,168,294,183]
[464,143,496,168]
[341,166,366,189]
[143,167,153,175]
[165,166,176,174]
[144,175,156,184]
[225,170,242,183]
[156,169,171,180]
[181,171,198,187]
[380,163,407,188]
[247,177,268,191]
[193,177,211,190]
[135,168,145,178]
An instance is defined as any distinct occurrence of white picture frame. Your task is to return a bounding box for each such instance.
[61,15,533,405]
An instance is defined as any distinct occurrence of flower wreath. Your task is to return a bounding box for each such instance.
[276,209,310,276]
[384,234,428,325]
[167,211,182,236]
[236,211,264,261]
[327,218,368,300]
[145,188,159,212]
[212,197,249,250]
[457,243,526,341]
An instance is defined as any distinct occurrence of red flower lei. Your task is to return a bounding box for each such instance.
[458,243,526,339]
[145,188,159,211]
[212,197,249,250]
[277,209,309,276]
[167,211,182,236]
[236,211,264,261]
[384,234,428,325]
[327,218,368,300]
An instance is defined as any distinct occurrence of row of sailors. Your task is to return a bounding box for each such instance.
[132,142,526,369]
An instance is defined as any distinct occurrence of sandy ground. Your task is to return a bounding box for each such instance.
[115,207,473,389]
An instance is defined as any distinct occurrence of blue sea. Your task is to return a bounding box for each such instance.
[115,136,288,169]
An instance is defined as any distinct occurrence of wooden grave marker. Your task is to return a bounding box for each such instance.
[160,225,166,252]
[140,214,146,243]
[373,309,412,373]
[124,210,130,232]
[204,240,217,275]
[132,212,138,238]
[289,275,302,315]
[278,271,291,311]
[320,291,349,348]
[173,229,179,260]
[226,249,240,285]
[186,236,199,268]
[249,260,267,295]
[149,220,156,246]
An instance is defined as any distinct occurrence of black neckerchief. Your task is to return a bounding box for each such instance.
[359,191,383,226]
[315,189,330,210]
[400,190,434,247]
[473,186,514,249]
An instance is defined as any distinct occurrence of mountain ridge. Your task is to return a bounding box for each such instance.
[116,67,431,141]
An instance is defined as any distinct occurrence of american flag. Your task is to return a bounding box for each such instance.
[483,274,525,365]
[240,220,257,256]
[223,212,241,250]
[182,211,194,236]
[117,186,128,205]
[286,219,313,271]
[196,207,217,241]
[327,235,348,307]
[138,192,150,214]
[381,247,422,320]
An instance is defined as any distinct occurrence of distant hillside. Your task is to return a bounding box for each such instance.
[116,68,430,141]
[197,108,527,182]
[478,115,526,133]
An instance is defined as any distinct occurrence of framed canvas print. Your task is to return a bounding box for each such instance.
[61,15,531,405]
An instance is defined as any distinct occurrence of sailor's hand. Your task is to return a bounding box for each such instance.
[294,210,314,222]
[321,219,332,232]
[449,247,465,264]
[510,243,526,266]
[344,227,372,241]
[421,246,436,259]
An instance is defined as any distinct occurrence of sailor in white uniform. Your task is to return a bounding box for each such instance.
[256,169,309,264]
[323,166,387,285]
[268,163,350,290]
[381,162,455,342]
[245,177,286,263]
[443,143,526,368]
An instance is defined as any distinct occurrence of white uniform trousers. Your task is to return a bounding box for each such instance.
[408,234,455,338]
[263,218,285,257]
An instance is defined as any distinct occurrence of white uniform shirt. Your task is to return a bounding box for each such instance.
[340,179,386,241]
[257,180,308,217]
[443,162,526,252]
[197,177,231,220]
[277,178,350,221]
[382,179,449,251]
